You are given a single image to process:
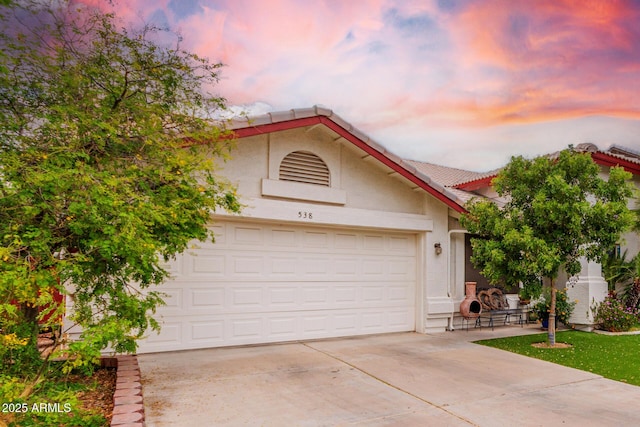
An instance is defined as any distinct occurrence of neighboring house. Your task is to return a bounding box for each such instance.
[414,143,640,330]
[135,106,640,353]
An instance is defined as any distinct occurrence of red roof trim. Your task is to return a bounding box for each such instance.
[453,175,496,191]
[591,152,640,175]
[453,151,640,191]
[231,116,467,213]
[231,117,323,139]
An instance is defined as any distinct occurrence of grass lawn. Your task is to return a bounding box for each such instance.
[475,330,640,386]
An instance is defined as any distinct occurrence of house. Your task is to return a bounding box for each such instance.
[135,106,640,353]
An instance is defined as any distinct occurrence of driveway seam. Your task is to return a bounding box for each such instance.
[302,342,478,426]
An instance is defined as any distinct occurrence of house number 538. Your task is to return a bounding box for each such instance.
[298,211,313,220]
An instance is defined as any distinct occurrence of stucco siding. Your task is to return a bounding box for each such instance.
[340,148,423,214]
[218,134,268,198]
[221,126,424,216]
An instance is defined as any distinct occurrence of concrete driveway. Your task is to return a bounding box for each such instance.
[138,327,640,426]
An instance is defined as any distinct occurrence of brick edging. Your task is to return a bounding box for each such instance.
[103,355,145,427]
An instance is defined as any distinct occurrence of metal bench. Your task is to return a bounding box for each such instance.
[474,288,527,330]
[476,308,525,330]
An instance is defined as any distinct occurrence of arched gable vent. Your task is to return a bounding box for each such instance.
[279,151,330,186]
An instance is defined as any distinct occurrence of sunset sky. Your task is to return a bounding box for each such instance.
[85,0,640,170]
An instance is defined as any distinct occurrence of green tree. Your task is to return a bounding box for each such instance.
[0,0,240,388]
[461,148,634,345]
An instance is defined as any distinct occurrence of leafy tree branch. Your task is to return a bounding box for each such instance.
[0,0,241,390]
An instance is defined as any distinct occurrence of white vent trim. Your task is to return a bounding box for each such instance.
[279,151,330,186]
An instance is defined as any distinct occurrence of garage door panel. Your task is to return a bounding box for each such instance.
[142,304,416,352]
[160,256,184,276]
[208,225,416,255]
[189,288,224,308]
[159,289,182,309]
[335,233,357,249]
[389,235,414,252]
[191,320,225,342]
[334,313,358,332]
[335,286,357,304]
[271,228,297,246]
[191,254,225,275]
[301,257,331,275]
[303,230,330,248]
[388,285,411,302]
[138,221,418,352]
[142,321,182,349]
[363,234,384,250]
[151,281,412,314]
[268,287,298,306]
[267,316,298,338]
[334,259,359,275]
[388,308,414,326]
[231,287,263,307]
[269,257,298,275]
[191,255,413,282]
[231,317,262,339]
[362,312,384,330]
[232,225,264,245]
[231,255,264,275]
[177,253,416,282]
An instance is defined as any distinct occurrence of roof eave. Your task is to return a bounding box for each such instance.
[592,152,640,176]
[230,114,467,213]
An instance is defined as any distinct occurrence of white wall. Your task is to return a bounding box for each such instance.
[422,194,454,331]
[220,126,424,215]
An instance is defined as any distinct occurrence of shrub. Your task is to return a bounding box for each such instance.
[533,287,576,325]
[623,278,640,311]
[0,323,43,377]
[593,294,639,332]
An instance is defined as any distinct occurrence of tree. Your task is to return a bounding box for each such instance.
[461,148,634,345]
[0,0,240,385]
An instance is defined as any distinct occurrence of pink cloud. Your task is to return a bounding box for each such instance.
[56,0,640,160]
[177,0,392,105]
[447,0,640,125]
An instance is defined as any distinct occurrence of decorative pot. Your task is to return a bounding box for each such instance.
[460,281,482,319]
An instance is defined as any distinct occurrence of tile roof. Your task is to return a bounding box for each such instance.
[601,144,640,165]
[426,142,640,191]
[541,143,640,175]
[446,187,479,205]
[608,144,640,161]
[403,160,485,187]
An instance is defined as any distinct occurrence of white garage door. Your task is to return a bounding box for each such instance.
[138,221,417,353]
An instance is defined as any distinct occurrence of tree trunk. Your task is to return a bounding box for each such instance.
[548,279,557,346]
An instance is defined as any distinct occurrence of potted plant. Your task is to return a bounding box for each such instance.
[518,288,533,305]
[518,280,542,305]
[533,287,576,329]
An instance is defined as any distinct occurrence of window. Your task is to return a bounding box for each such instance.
[279,151,330,186]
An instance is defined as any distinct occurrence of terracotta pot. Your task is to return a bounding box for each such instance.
[460,281,482,319]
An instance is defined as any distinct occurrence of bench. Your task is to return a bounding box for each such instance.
[475,288,526,330]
